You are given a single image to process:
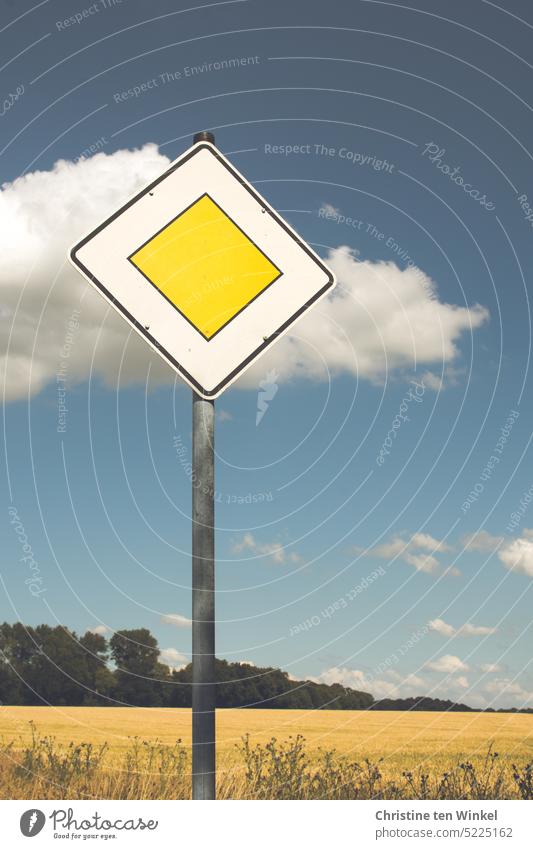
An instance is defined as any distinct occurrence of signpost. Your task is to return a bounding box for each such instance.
[191,382,215,800]
[69,131,335,799]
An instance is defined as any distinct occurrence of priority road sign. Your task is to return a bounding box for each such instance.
[69,138,335,398]
[69,132,335,801]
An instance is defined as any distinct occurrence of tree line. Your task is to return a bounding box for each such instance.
[0,623,373,709]
[1,623,528,713]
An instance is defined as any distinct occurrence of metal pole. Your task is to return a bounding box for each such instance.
[191,128,217,801]
[192,391,215,799]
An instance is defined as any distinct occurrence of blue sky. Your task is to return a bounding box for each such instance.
[2,0,533,708]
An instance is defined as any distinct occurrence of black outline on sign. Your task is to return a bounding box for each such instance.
[127,192,282,342]
[70,142,335,398]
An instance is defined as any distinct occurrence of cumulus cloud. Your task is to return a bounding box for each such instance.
[426,654,469,673]
[420,366,464,392]
[88,624,109,636]
[159,647,188,669]
[481,663,502,673]
[428,618,456,637]
[232,532,301,564]
[319,203,341,218]
[484,677,533,707]
[161,613,192,629]
[404,552,440,573]
[366,532,452,574]
[316,666,431,700]
[1,148,488,402]
[461,530,504,552]
[408,533,453,553]
[498,530,533,577]
[419,370,443,392]
[428,618,497,637]
[252,243,488,388]
[315,666,395,699]
[1,144,173,402]
[459,623,496,636]
[315,663,514,704]
[461,529,533,579]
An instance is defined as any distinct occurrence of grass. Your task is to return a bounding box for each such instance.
[1,707,533,799]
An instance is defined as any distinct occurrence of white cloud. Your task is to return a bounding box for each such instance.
[410,533,453,553]
[216,409,233,422]
[316,666,396,699]
[461,530,504,551]
[498,530,533,577]
[386,670,426,690]
[1,144,174,402]
[315,664,518,705]
[367,532,452,574]
[419,370,443,392]
[428,618,497,637]
[481,663,502,673]
[461,528,533,579]
[484,677,533,707]
[403,673,425,690]
[0,151,488,403]
[420,367,464,392]
[232,532,301,564]
[404,552,440,573]
[161,613,192,629]
[89,624,109,636]
[460,623,497,636]
[316,666,429,700]
[443,566,462,577]
[428,618,456,637]
[319,202,341,218]
[159,647,188,669]
[427,654,469,673]
[242,244,487,389]
[369,538,405,558]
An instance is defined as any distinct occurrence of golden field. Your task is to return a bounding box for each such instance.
[1,707,533,799]
[2,706,533,766]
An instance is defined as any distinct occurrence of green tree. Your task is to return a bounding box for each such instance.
[110,628,166,706]
[0,654,23,704]
[79,631,114,704]
[0,622,40,703]
[30,625,93,705]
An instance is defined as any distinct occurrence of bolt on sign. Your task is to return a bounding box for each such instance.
[69,139,336,397]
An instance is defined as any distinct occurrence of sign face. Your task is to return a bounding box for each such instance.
[69,140,335,398]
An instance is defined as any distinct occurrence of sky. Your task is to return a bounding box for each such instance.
[2,0,533,710]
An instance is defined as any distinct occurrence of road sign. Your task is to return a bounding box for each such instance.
[69,138,335,398]
[69,132,335,800]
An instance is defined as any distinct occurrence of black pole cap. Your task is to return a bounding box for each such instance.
[193,131,215,145]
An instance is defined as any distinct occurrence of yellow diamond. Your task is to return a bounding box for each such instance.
[129,193,282,340]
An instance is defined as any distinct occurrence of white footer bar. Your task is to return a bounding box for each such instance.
[2,799,530,848]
